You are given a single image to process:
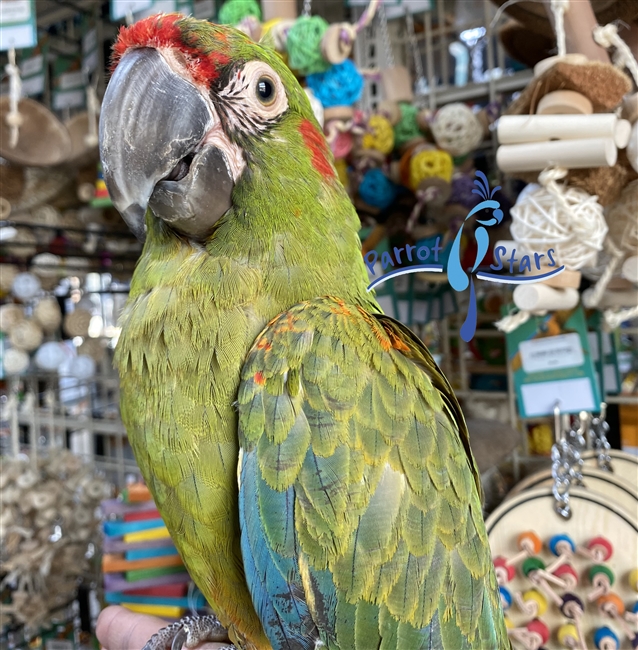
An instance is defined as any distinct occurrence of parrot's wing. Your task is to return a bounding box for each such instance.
[237,297,506,650]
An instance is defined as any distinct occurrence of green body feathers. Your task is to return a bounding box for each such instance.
[113,14,507,650]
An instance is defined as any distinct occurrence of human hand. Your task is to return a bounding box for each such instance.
[96,606,230,650]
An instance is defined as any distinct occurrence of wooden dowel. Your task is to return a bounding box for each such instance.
[513,285,579,312]
[497,115,619,145]
[497,138,617,173]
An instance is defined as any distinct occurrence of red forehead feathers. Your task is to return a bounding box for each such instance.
[111,14,230,86]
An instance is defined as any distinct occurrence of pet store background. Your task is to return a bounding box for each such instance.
[0,0,637,648]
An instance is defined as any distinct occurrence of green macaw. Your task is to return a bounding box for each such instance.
[100,13,507,650]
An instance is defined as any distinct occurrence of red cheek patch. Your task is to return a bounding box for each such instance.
[299,119,335,180]
[112,13,229,86]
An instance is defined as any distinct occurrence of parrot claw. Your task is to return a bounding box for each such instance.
[141,614,229,650]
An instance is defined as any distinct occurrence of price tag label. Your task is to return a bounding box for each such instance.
[519,333,584,374]
[0,0,36,50]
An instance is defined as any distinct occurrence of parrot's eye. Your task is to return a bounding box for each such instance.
[256,77,275,105]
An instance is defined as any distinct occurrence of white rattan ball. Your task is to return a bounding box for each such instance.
[3,348,30,375]
[626,122,638,173]
[68,355,96,380]
[11,272,41,301]
[33,297,62,333]
[0,303,25,333]
[35,342,68,371]
[431,103,483,156]
[606,180,638,254]
[9,319,43,351]
[63,309,92,337]
[0,264,19,293]
[511,183,607,270]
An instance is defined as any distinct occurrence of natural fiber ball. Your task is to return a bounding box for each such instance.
[0,303,25,333]
[605,179,638,254]
[31,253,61,279]
[393,103,421,149]
[218,0,261,25]
[306,60,363,108]
[450,173,481,210]
[511,183,607,270]
[431,103,483,156]
[3,348,29,375]
[359,169,398,210]
[35,342,67,372]
[409,149,454,189]
[9,319,43,352]
[286,16,330,76]
[33,297,62,333]
[0,264,19,294]
[6,228,37,258]
[362,115,394,155]
[63,309,92,338]
[78,337,106,363]
[12,273,41,301]
[68,355,96,381]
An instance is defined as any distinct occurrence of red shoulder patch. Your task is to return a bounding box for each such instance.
[299,119,335,180]
[111,14,229,86]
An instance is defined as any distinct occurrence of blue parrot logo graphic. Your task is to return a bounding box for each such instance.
[447,171,503,342]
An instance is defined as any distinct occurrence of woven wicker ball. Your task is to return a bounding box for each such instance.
[511,183,607,270]
[0,304,25,333]
[605,179,638,254]
[9,319,43,352]
[5,227,37,258]
[0,264,19,294]
[362,115,395,155]
[35,342,68,372]
[12,272,41,301]
[409,149,454,189]
[68,355,96,380]
[63,309,92,337]
[431,103,483,156]
[78,337,106,363]
[3,348,30,375]
[33,298,62,333]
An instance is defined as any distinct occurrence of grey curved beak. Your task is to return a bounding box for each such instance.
[99,48,217,240]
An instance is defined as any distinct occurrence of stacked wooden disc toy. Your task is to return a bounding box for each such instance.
[488,407,638,649]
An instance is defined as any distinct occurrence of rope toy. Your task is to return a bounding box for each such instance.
[306,59,363,108]
[583,180,638,308]
[286,16,331,75]
[5,49,23,149]
[409,149,454,189]
[218,0,261,25]
[362,114,394,155]
[358,168,398,210]
[510,168,607,271]
[393,102,421,149]
[431,103,483,156]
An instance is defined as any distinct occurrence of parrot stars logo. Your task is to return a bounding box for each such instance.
[365,171,565,342]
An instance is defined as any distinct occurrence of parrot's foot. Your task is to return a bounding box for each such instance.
[141,613,231,650]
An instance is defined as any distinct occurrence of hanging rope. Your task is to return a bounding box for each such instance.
[377,3,394,68]
[603,304,638,330]
[5,48,23,149]
[302,0,312,18]
[405,10,424,89]
[593,23,638,87]
[84,77,100,148]
[550,0,570,58]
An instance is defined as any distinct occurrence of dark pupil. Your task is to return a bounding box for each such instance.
[257,78,273,101]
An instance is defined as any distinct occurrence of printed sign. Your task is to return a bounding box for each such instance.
[505,306,600,418]
[52,56,85,110]
[0,0,36,50]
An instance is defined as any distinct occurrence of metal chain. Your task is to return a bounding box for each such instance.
[591,403,612,472]
[404,10,424,86]
[302,0,312,18]
[377,3,395,68]
[551,405,584,519]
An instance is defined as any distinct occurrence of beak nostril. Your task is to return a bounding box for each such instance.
[163,153,195,182]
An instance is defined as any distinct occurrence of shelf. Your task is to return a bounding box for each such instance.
[417,70,534,105]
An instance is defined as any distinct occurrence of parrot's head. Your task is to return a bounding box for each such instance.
[100,13,342,243]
